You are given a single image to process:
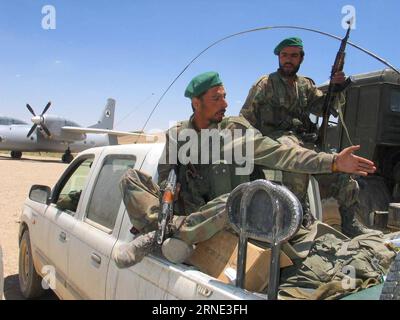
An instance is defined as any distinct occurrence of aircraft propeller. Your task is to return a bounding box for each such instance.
[26,102,52,138]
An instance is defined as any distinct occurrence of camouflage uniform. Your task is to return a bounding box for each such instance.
[158,114,335,245]
[240,72,327,139]
[240,71,365,235]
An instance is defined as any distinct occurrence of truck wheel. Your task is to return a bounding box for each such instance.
[380,253,400,300]
[18,230,45,299]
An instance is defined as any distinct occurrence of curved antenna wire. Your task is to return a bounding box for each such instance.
[115,93,155,128]
[137,25,400,141]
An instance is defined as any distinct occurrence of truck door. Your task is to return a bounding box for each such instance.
[46,156,94,297]
[67,155,137,299]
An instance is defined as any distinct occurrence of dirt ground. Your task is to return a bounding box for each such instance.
[0,153,67,299]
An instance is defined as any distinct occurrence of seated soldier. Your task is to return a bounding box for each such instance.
[240,37,370,237]
[113,71,378,268]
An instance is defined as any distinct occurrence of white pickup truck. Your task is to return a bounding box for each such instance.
[18,143,400,300]
[18,143,263,300]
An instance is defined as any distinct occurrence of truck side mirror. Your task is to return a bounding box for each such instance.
[29,185,51,205]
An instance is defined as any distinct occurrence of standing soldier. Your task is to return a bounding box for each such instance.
[240,37,372,237]
[114,71,377,267]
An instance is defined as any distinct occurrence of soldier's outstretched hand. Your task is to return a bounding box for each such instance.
[335,145,376,176]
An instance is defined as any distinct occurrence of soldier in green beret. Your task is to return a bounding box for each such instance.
[114,71,378,267]
[240,37,372,237]
[113,72,399,298]
[158,72,375,261]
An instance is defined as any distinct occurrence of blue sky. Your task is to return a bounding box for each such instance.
[0,0,399,131]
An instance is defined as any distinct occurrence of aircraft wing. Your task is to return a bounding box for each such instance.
[62,126,159,141]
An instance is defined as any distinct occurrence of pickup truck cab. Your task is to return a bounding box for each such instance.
[18,143,262,300]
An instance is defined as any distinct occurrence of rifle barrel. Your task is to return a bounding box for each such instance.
[318,24,352,150]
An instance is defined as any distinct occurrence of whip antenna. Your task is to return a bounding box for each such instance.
[136,25,399,142]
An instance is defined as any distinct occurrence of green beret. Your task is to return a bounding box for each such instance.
[184,71,223,99]
[274,37,303,55]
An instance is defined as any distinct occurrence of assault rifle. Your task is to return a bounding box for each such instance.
[317,21,352,150]
[156,167,177,245]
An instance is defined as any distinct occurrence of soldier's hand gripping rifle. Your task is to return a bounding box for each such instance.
[317,21,352,150]
[156,167,177,245]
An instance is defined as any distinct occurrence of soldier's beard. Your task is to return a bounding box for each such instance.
[196,104,225,125]
[279,63,301,78]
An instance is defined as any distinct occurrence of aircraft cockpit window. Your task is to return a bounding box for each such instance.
[56,157,94,214]
[65,120,80,127]
[390,90,400,112]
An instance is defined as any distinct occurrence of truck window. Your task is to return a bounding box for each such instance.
[56,157,94,213]
[86,155,136,231]
[390,90,400,112]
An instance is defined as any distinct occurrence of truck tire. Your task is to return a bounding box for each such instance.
[18,230,45,299]
[380,253,400,300]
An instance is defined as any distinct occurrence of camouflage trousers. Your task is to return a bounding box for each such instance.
[274,135,360,213]
[120,168,229,245]
[172,194,230,245]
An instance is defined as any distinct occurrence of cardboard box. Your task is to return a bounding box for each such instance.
[187,230,293,292]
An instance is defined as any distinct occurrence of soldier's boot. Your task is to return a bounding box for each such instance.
[161,238,194,264]
[113,230,156,268]
[339,206,375,238]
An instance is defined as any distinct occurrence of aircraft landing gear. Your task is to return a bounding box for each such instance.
[11,151,22,159]
[61,149,74,164]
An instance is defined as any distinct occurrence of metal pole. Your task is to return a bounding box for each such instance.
[236,193,248,289]
[267,199,283,300]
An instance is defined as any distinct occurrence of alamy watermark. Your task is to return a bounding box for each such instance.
[342,5,356,30]
[42,5,56,30]
[156,125,255,176]
[341,265,356,290]
[41,265,56,290]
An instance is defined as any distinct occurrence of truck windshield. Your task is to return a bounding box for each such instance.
[390,90,400,112]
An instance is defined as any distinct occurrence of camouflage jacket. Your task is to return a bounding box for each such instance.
[157,115,334,215]
[240,71,340,138]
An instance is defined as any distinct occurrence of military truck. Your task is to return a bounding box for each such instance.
[320,69,400,229]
